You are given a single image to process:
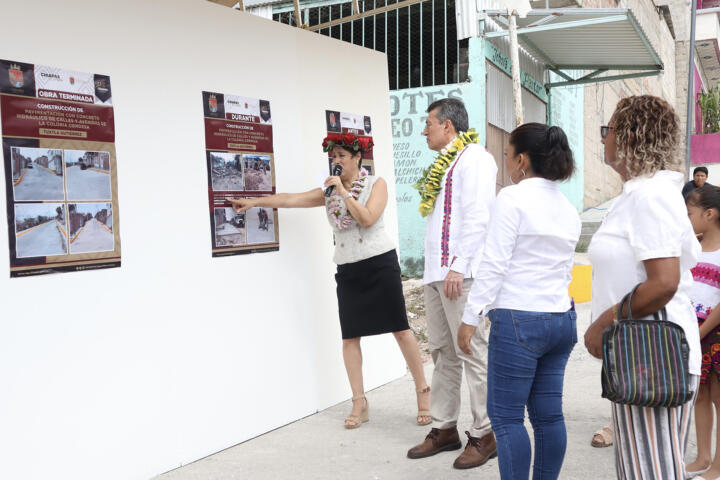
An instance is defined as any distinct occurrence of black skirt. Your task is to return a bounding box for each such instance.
[335,249,410,339]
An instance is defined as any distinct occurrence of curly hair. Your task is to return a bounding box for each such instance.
[612,95,681,179]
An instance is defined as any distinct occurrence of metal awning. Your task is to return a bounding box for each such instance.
[483,9,664,89]
[696,8,720,89]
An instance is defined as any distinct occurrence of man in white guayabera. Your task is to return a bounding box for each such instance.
[406,98,498,470]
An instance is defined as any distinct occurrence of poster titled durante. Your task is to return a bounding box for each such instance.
[202,91,279,257]
[0,59,120,277]
[325,109,374,174]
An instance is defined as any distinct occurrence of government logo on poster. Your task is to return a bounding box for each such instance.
[209,94,218,113]
[259,100,271,123]
[9,64,23,88]
[94,75,112,103]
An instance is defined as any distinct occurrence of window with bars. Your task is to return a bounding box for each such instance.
[273,0,468,90]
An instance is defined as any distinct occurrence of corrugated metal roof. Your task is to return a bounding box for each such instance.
[487,63,547,131]
[484,9,663,71]
[456,0,479,40]
[241,0,285,8]
[485,16,548,82]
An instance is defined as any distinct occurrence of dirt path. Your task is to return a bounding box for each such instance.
[403,278,430,362]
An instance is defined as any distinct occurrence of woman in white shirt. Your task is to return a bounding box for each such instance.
[583,95,700,480]
[457,123,580,479]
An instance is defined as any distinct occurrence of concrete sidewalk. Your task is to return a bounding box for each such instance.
[155,302,698,480]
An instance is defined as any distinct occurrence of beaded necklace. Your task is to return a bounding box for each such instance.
[327,168,369,230]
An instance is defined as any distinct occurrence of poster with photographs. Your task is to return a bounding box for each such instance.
[0,59,120,277]
[203,91,278,257]
[325,110,374,175]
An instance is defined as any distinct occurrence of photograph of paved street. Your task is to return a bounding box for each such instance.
[11,147,64,201]
[68,202,114,254]
[65,150,112,200]
[243,155,272,191]
[14,203,67,258]
[247,206,275,244]
[210,152,243,191]
[214,207,247,246]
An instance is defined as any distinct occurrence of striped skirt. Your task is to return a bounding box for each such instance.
[612,375,698,480]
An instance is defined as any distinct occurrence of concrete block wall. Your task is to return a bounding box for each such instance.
[676,40,692,160]
[580,0,690,208]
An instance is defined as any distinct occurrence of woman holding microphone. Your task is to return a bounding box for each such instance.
[227,133,431,429]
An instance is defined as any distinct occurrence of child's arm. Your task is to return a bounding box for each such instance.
[700,301,720,339]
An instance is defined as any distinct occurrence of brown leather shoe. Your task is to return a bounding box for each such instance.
[453,431,497,469]
[407,427,462,459]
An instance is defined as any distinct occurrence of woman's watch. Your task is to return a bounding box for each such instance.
[343,192,353,201]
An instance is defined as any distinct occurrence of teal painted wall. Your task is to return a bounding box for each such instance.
[548,72,584,212]
[390,38,486,277]
[390,41,585,276]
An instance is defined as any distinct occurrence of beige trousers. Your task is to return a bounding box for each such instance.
[425,278,491,438]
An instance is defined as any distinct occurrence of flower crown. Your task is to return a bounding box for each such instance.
[322,133,374,153]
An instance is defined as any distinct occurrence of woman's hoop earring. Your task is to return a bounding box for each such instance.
[520,169,526,178]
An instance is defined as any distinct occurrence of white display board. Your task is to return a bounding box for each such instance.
[0,1,404,479]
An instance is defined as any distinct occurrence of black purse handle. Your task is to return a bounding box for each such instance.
[617,283,668,322]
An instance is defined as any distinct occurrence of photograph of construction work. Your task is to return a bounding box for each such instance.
[243,154,272,191]
[10,147,64,201]
[210,152,244,191]
[214,207,247,247]
[14,203,67,258]
[246,206,275,244]
[68,202,114,254]
[65,150,112,200]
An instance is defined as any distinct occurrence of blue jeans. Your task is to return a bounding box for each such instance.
[487,308,577,480]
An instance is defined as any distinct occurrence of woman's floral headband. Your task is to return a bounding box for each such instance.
[322,133,374,153]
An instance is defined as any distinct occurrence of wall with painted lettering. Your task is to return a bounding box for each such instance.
[390,38,486,277]
[548,71,585,212]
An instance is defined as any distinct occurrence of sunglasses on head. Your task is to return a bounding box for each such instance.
[600,126,615,139]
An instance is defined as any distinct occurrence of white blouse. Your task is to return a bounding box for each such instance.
[423,142,498,284]
[689,249,720,321]
[461,177,581,326]
[326,175,395,265]
[588,170,701,375]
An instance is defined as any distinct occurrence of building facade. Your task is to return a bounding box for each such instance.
[261,0,689,275]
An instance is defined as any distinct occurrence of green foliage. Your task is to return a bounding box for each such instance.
[699,85,720,134]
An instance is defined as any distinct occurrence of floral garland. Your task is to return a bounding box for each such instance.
[412,129,479,216]
[322,133,374,153]
[327,168,369,230]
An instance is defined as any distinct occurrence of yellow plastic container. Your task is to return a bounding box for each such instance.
[568,265,592,304]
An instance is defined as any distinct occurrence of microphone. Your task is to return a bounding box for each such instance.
[324,164,343,197]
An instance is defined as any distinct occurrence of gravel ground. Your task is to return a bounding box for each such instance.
[402,278,430,362]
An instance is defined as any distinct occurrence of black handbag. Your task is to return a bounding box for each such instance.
[601,284,693,407]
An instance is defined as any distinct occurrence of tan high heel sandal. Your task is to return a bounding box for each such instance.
[416,386,431,426]
[345,394,369,429]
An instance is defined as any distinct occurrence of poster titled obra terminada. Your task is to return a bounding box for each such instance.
[0,59,121,277]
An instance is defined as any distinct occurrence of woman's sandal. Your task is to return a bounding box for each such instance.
[345,394,369,429]
[416,386,431,426]
[591,425,613,448]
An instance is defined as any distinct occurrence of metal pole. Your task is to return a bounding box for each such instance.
[685,0,697,174]
[508,10,523,127]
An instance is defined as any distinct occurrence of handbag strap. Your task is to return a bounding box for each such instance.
[617,283,668,322]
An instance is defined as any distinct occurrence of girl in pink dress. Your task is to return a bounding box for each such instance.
[685,184,720,479]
